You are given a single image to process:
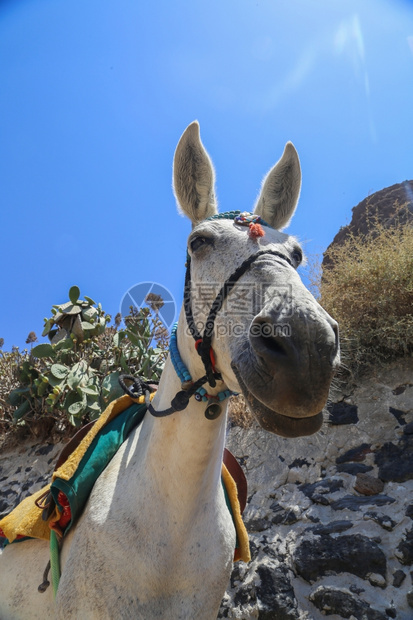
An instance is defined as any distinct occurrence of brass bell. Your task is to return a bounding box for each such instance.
[205,403,222,420]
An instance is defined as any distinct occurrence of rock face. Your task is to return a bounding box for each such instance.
[0,443,62,522]
[323,180,413,268]
[1,360,413,619]
[220,359,413,619]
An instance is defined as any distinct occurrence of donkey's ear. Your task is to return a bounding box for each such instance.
[173,121,218,225]
[254,142,301,230]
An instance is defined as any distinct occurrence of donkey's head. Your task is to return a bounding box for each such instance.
[173,122,339,438]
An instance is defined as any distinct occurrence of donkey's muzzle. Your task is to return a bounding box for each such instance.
[250,313,339,371]
[245,305,339,422]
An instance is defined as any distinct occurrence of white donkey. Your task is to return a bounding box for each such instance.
[0,122,339,619]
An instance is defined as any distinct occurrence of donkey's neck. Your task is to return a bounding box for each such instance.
[135,349,228,510]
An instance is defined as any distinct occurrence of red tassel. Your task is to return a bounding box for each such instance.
[57,492,72,529]
[248,222,265,239]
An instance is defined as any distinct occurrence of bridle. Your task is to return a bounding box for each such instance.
[136,211,293,419]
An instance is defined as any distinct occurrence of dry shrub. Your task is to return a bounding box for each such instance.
[320,211,413,373]
[228,394,254,429]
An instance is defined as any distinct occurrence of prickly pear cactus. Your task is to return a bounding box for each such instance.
[5,287,168,431]
[42,286,107,345]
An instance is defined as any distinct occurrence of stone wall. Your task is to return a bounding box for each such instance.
[219,359,413,619]
[0,442,63,525]
[1,359,413,619]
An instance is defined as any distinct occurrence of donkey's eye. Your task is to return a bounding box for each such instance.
[190,236,210,253]
[291,249,303,265]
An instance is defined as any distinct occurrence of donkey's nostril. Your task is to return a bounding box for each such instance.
[262,332,287,357]
[250,320,289,360]
[266,338,287,358]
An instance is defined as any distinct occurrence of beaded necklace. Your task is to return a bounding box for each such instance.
[169,322,235,403]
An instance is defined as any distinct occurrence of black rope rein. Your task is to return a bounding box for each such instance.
[184,247,293,385]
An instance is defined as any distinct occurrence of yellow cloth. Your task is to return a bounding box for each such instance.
[0,484,53,543]
[0,393,250,563]
[0,395,139,543]
[52,395,138,484]
[222,464,251,563]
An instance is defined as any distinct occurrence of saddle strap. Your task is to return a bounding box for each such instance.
[223,448,247,514]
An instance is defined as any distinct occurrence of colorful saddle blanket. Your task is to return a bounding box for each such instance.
[0,394,250,563]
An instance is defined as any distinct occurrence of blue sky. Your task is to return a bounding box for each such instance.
[1,0,413,350]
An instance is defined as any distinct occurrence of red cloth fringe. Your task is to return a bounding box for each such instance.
[248,223,265,239]
[57,492,71,529]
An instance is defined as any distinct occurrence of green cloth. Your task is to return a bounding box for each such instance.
[50,402,146,532]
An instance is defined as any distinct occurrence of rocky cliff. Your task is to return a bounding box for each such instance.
[219,359,413,619]
[1,359,413,619]
[323,180,413,269]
